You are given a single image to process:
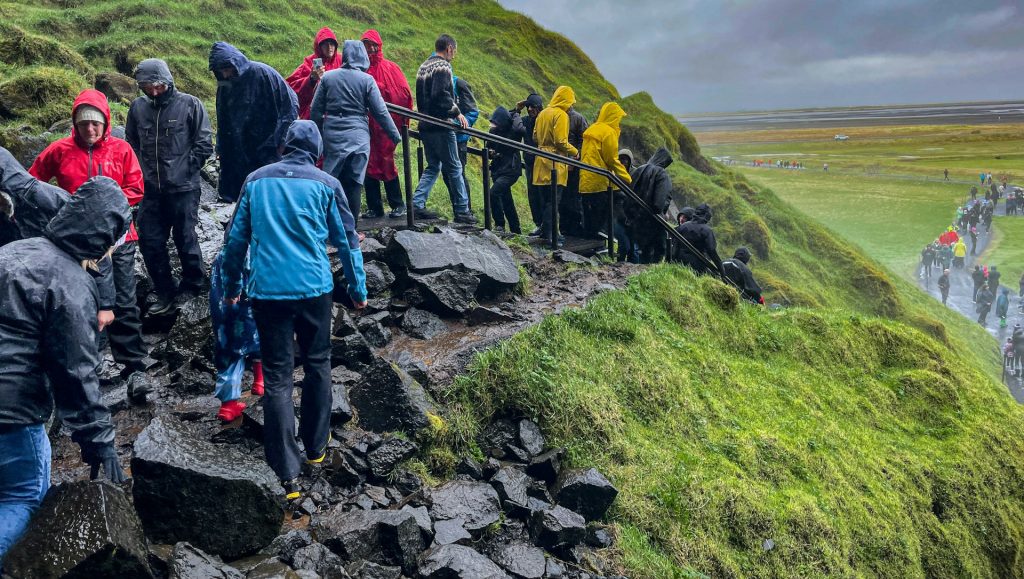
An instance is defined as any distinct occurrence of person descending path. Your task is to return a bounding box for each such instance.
[976,282,994,325]
[674,205,724,277]
[997,287,1010,328]
[286,27,342,120]
[938,268,951,306]
[628,148,674,263]
[920,244,935,279]
[722,247,764,304]
[952,237,967,269]
[989,265,1001,291]
[972,265,985,302]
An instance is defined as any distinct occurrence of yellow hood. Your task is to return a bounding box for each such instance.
[595,102,626,130]
[548,86,576,111]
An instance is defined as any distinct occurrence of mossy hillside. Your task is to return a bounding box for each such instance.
[444,265,1024,578]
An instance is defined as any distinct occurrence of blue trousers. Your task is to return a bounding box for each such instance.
[412,129,469,214]
[0,424,50,564]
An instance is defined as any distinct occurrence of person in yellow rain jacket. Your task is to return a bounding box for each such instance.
[952,237,967,269]
[531,86,578,241]
[578,102,631,238]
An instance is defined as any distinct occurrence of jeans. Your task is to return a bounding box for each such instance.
[103,242,148,370]
[252,293,333,481]
[137,190,205,297]
[0,424,51,564]
[441,141,472,211]
[489,174,521,233]
[365,177,404,214]
[412,130,469,214]
[614,221,639,263]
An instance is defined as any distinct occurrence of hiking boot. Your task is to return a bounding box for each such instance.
[361,209,385,220]
[148,293,177,316]
[307,433,333,465]
[125,371,154,404]
[527,227,543,237]
[454,212,478,225]
[388,206,407,218]
[414,207,439,220]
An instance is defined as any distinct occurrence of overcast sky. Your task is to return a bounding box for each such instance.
[497,0,1024,113]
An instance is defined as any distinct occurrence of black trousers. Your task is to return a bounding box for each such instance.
[526,162,543,229]
[365,176,404,214]
[340,177,364,228]
[489,174,521,233]
[252,292,333,481]
[581,193,607,238]
[137,190,205,297]
[540,185,563,239]
[103,242,148,369]
[441,141,472,211]
[560,170,583,236]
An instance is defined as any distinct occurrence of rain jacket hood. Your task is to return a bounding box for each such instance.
[649,147,674,170]
[531,86,578,187]
[71,89,112,146]
[282,120,323,163]
[549,86,576,112]
[360,29,412,182]
[135,58,174,88]
[44,176,129,262]
[209,42,252,79]
[734,247,752,264]
[619,148,634,168]
[491,106,513,130]
[694,203,713,224]
[362,29,385,67]
[342,40,370,72]
[314,27,341,62]
[596,102,626,132]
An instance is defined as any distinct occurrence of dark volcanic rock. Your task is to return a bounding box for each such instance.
[364,261,396,295]
[131,415,284,559]
[417,544,511,579]
[367,436,419,479]
[526,448,565,484]
[552,468,618,521]
[490,467,530,514]
[167,542,243,579]
[359,237,387,261]
[488,541,546,579]
[409,270,480,315]
[385,228,519,295]
[4,481,152,579]
[517,420,545,458]
[400,505,434,544]
[432,518,471,546]
[332,382,354,425]
[482,458,501,480]
[528,506,586,550]
[330,334,375,369]
[291,543,345,577]
[455,457,484,480]
[428,481,502,536]
[323,451,362,488]
[347,561,402,579]
[585,525,614,549]
[165,295,214,367]
[358,315,392,348]
[395,350,430,384]
[401,307,447,340]
[169,366,215,396]
[95,71,137,104]
[247,559,303,579]
[349,358,435,435]
[261,529,314,564]
[312,506,424,574]
[479,419,518,459]
[333,309,360,337]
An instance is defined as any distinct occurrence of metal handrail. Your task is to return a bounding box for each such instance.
[388,103,729,279]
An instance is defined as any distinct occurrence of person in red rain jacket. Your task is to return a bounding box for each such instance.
[29,89,152,383]
[286,27,343,120]
[360,29,413,219]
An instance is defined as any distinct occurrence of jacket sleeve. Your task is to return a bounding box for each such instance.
[93,256,115,310]
[119,145,145,207]
[706,229,725,278]
[310,80,327,132]
[28,142,60,185]
[190,98,215,169]
[125,102,141,153]
[41,280,115,449]
[286,61,316,108]
[602,133,631,186]
[256,69,299,164]
[326,184,367,303]
[367,81,402,145]
[431,66,460,119]
[652,170,673,213]
[553,113,578,158]
[220,183,253,298]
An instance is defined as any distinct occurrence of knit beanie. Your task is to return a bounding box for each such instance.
[75,105,106,126]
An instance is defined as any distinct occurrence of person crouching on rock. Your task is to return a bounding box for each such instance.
[0,177,130,563]
[219,120,367,500]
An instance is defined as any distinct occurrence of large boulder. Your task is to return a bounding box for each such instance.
[490,467,530,514]
[164,295,214,367]
[312,506,424,574]
[427,481,502,536]
[385,228,519,296]
[528,506,586,550]
[4,481,152,579]
[94,71,136,104]
[487,542,546,579]
[131,415,285,559]
[552,468,618,521]
[167,542,244,579]
[401,307,447,340]
[409,270,480,316]
[363,261,396,296]
[417,544,511,579]
[291,542,346,577]
[349,358,436,435]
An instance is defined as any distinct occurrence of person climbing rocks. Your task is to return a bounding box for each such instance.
[722,247,764,304]
[126,58,214,316]
[441,75,479,213]
[532,85,580,245]
[972,265,985,302]
[0,177,130,563]
[486,105,526,233]
[952,237,967,269]
[996,287,1010,328]
[361,29,413,219]
[938,268,951,305]
[976,282,994,325]
[219,120,367,500]
[310,40,401,228]
[578,102,631,239]
[409,34,476,224]
[514,93,545,235]
[674,204,724,277]
[921,244,935,279]
[29,89,154,387]
[627,147,674,263]
[209,41,298,202]
[286,27,342,120]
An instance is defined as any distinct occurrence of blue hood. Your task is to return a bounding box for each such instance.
[282,120,323,163]
[341,40,369,72]
[209,42,252,78]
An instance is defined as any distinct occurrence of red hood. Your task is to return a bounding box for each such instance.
[315,27,340,60]
[71,89,112,146]
[362,29,384,65]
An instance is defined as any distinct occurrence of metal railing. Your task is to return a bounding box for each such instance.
[388,103,726,278]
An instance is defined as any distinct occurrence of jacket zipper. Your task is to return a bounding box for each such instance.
[155,106,162,194]
[88,145,94,178]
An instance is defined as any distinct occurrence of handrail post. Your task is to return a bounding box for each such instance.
[606,185,615,256]
[401,123,414,229]
[550,166,559,249]
[482,146,492,230]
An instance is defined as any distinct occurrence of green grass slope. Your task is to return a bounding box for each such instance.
[1,1,1021,576]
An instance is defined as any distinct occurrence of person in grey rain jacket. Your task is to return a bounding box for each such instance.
[310,40,401,226]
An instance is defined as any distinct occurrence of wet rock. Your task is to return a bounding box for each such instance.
[332,382,354,425]
[333,309,360,338]
[566,545,604,574]
[165,295,214,367]
[359,237,386,261]
[490,467,530,514]
[517,420,545,458]
[410,270,480,315]
[467,306,518,325]
[364,261,396,295]
[347,561,402,579]
[132,415,285,559]
[242,401,299,438]
[526,480,553,503]
[401,504,434,543]
[428,481,501,536]
[545,558,565,579]
[552,250,593,266]
[401,307,448,340]
[101,384,130,414]
[394,351,429,385]
[480,419,518,459]
[331,334,375,369]
[433,518,472,546]
[167,542,243,579]
[385,228,520,297]
[95,71,137,104]
[367,436,419,479]
[482,458,502,480]
[291,543,345,577]
[324,451,363,488]
[247,559,303,579]
[418,544,511,579]
[312,506,424,574]
[585,525,613,549]
[552,468,618,521]
[394,470,425,496]
[358,317,392,348]
[3,481,152,579]
[169,366,215,396]
[529,506,586,550]
[349,358,435,435]
[455,457,484,480]
[261,529,314,564]
[526,448,565,484]
[489,542,546,579]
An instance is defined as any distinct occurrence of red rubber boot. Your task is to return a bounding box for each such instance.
[251,361,264,396]
[217,400,247,423]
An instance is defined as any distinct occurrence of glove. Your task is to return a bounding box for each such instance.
[82,442,127,483]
